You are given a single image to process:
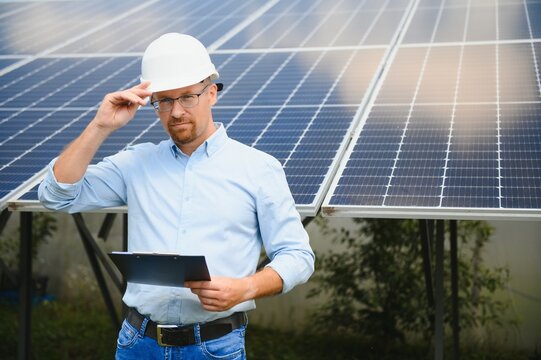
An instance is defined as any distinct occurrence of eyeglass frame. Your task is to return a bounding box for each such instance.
[150,83,212,112]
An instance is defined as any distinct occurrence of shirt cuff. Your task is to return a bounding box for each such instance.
[266,254,313,294]
[42,158,83,198]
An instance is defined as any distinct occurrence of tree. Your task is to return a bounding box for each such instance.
[308,217,512,348]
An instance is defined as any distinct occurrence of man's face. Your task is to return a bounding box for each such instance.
[153,81,218,153]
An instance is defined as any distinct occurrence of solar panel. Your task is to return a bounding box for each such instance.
[323,0,541,219]
[220,0,411,49]
[2,0,410,215]
[8,0,538,219]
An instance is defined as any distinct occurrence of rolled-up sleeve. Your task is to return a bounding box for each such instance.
[38,155,127,213]
[256,158,315,293]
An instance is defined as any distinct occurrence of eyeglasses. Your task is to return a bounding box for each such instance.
[151,83,211,112]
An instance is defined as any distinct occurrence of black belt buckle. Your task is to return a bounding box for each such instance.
[157,325,194,347]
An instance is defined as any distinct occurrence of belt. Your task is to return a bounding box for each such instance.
[126,308,247,347]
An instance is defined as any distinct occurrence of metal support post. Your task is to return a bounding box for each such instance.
[121,213,128,319]
[72,213,120,329]
[301,216,315,227]
[18,212,32,360]
[72,213,123,291]
[450,220,459,360]
[434,220,445,360]
[419,219,435,325]
[0,209,18,287]
[122,213,128,252]
[419,219,461,360]
[0,208,11,233]
[98,213,117,241]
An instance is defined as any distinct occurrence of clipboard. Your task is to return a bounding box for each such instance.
[108,252,210,287]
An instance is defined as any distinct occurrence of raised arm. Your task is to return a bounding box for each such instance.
[54,82,151,184]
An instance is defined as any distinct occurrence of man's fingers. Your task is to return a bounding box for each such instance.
[129,82,152,102]
[189,287,218,299]
[134,80,151,90]
[108,90,147,107]
[185,277,247,312]
[185,280,216,290]
[107,82,153,107]
[194,292,227,312]
[131,86,152,102]
[187,281,222,304]
[195,291,219,302]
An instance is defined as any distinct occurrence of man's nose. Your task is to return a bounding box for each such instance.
[171,100,186,118]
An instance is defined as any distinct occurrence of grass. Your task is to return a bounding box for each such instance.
[0,301,116,359]
[0,301,538,360]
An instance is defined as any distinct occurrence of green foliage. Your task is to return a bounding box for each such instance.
[246,325,426,360]
[308,217,513,347]
[0,301,117,359]
[0,212,57,270]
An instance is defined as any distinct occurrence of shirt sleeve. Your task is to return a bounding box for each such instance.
[38,155,128,213]
[256,157,315,293]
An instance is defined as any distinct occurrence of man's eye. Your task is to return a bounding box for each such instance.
[160,99,174,104]
[180,95,195,101]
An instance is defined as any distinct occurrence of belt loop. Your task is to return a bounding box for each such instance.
[139,317,150,336]
[193,323,202,345]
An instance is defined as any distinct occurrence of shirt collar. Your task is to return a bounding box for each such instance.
[168,123,228,158]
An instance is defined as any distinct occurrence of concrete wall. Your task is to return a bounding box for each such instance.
[1,212,539,349]
[483,220,541,349]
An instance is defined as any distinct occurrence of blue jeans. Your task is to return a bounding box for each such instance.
[115,317,247,359]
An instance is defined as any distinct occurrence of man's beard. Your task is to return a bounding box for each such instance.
[168,118,197,146]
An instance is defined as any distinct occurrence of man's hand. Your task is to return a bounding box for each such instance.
[185,267,284,312]
[185,276,252,312]
[93,81,152,134]
[52,82,152,184]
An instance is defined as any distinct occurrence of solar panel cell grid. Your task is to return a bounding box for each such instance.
[220,0,411,49]
[0,1,137,55]
[403,7,441,44]
[215,53,293,106]
[456,45,497,103]
[498,3,531,40]
[466,5,497,42]
[0,58,20,71]
[363,9,409,45]
[53,0,265,54]
[324,0,541,217]
[414,46,460,103]
[530,3,541,38]
[499,43,541,102]
[375,48,427,104]
[432,7,468,43]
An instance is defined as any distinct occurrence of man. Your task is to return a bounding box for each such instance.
[38,33,315,359]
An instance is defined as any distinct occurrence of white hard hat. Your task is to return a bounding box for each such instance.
[141,33,222,93]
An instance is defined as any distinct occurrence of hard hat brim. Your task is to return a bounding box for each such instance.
[141,72,221,94]
[141,80,223,94]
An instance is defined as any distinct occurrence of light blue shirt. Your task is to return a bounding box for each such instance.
[38,123,314,325]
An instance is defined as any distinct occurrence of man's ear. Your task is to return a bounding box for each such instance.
[208,83,218,106]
